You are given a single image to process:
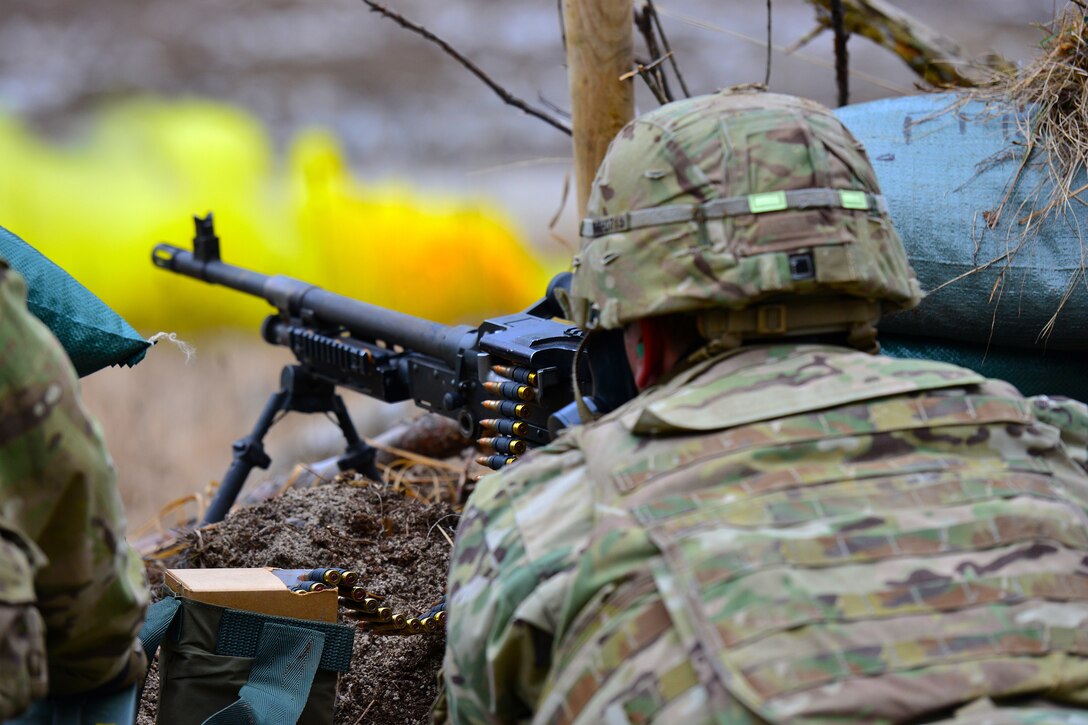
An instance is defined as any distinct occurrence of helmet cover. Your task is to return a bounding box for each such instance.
[563,88,923,335]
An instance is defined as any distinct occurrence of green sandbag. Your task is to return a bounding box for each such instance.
[881,335,1087,403]
[0,226,149,377]
[835,94,1087,351]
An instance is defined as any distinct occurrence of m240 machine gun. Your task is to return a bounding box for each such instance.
[152,214,635,523]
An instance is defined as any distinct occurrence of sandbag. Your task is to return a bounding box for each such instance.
[880,335,1087,402]
[836,93,1088,350]
[0,226,148,377]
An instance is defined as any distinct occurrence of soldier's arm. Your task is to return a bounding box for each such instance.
[0,524,48,718]
[444,440,593,723]
[0,261,149,696]
[1030,395,1088,474]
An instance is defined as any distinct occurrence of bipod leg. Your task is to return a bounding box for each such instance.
[203,387,289,524]
[329,395,383,484]
[202,365,382,525]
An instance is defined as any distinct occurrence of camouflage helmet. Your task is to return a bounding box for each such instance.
[561,88,923,350]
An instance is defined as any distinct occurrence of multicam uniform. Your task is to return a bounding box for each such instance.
[0,259,148,718]
[445,88,1088,723]
[445,344,1088,723]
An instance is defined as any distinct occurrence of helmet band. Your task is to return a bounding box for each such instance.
[581,188,887,239]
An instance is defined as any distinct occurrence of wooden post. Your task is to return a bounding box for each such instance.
[562,0,635,219]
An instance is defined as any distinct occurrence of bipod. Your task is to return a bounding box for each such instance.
[202,365,381,524]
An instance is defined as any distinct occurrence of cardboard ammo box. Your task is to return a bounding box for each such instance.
[164,568,339,622]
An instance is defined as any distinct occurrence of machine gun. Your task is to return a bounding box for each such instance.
[152,214,635,524]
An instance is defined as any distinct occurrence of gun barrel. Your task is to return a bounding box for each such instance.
[152,243,475,366]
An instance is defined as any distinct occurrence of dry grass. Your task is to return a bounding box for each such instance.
[954,1,1088,335]
[967,2,1088,220]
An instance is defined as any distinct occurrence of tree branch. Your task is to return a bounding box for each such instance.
[623,56,672,104]
[765,0,773,85]
[830,0,849,105]
[800,0,1014,87]
[646,0,691,98]
[360,0,572,135]
[634,2,674,102]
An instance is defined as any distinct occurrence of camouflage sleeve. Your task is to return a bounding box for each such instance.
[1030,395,1088,473]
[0,261,149,696]
[444,438,592,724]
[0,524,48,719]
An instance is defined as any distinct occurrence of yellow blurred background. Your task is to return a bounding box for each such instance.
[0,98,560,333]
[0,97,567,529]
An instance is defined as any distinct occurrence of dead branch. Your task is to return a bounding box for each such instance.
[657,4,912,95]
[537,93,572,120]
[800,0,1014,87]
[784,24,824,55]
[829,0,849,105]
[621,55,673,104]
[765,0,773,85]
[360,0,572,135]
[646,0,690,97]
[634,1,674,102]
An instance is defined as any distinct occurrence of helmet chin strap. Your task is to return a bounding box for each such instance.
[572,331,598,424]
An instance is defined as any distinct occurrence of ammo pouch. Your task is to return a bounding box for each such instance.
[139,596,354,725]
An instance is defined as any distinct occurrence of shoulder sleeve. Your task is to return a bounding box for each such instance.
[444,438,593,723]
[0,263,149,695]
[0,525,49,718]
[1030,395,1088,473]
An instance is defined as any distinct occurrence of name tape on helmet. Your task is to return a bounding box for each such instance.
[580,187,887,238]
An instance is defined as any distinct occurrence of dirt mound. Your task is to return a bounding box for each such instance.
[140,478,459,725]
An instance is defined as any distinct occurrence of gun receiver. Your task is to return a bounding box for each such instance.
[153,214,611,523]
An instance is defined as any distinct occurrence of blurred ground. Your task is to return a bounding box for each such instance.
[0,0,1057,528]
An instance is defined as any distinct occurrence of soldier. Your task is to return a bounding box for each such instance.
[443,89,1088,723]
[0,257,148,719]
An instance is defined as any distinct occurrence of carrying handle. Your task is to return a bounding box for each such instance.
[137,596,182,662]
[202,623,326,725]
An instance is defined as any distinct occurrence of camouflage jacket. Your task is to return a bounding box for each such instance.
[444,343,1088,724]
[0,259,148,717]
